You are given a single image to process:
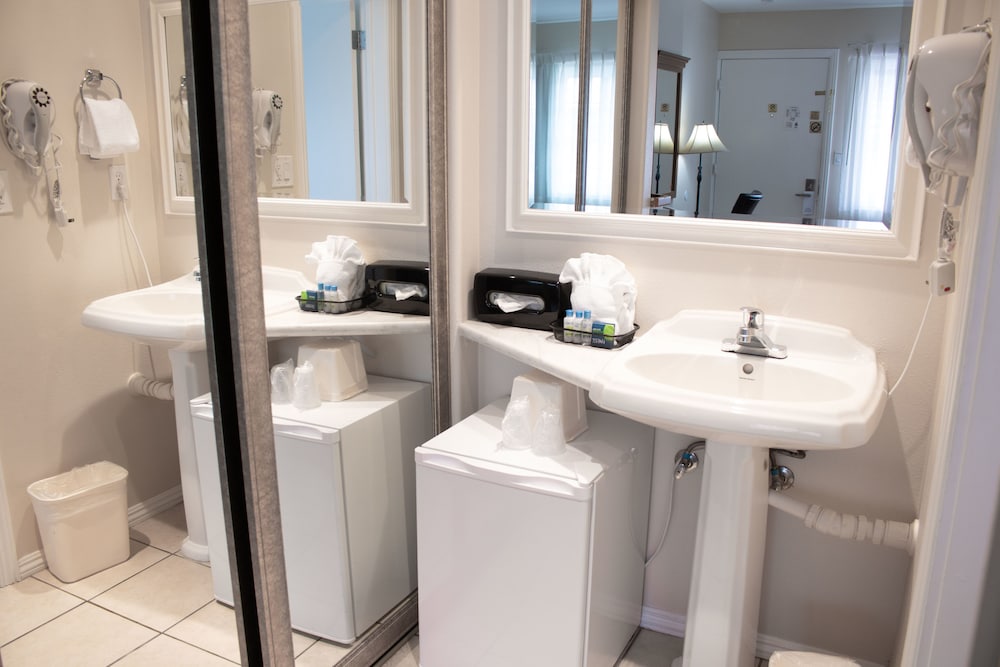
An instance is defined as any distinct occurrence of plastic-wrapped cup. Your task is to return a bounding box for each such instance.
[270,359,294,404]
[532,404,566,456]
[292,361,321,410]
[500,395,532,450]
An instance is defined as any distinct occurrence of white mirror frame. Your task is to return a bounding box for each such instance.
[149,0,428,227]
[506,0,927,260]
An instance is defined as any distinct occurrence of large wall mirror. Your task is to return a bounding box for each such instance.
[150,0,427,226]
[510,0,924,258]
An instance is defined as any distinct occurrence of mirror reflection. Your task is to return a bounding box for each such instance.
[163,0,408,203]
[529,0,620,212]
[527,0,912,230]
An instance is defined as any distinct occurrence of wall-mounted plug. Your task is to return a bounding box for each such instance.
[109,165,128,201]
[0,170,13,215]
[928,258,956,296]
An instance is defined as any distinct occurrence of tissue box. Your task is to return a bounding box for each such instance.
[473,268,571,331]
[509,370,587,442]
[296,340,368,401]
[366,261,430,315]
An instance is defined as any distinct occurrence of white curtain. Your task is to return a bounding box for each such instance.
[837,43,904,223]
[530,49,616,208]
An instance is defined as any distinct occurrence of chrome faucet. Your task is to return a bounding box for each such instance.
[722,306,787,359]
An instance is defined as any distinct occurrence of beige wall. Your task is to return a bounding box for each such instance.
[448,0,950,663]
[0,0,181,559]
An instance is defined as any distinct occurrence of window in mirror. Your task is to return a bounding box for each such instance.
[529,0,620,212]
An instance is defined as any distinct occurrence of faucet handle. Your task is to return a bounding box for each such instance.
[742,306,764,329]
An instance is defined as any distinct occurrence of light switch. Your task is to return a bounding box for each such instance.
[272,155,294,188]
[0,170,13,215]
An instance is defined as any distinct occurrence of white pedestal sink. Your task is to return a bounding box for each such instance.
[590,310,886,667]
[82,267,312,561]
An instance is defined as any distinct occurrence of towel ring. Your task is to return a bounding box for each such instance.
[79,68,122,104]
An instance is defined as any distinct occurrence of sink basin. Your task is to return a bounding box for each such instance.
[590,309,886,450]
[82,265,311,346]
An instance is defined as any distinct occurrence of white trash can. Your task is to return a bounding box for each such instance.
[28,461,129,583]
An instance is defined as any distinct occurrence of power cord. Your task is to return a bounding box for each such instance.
[888,291,934,397]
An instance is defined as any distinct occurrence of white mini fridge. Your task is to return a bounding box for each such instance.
[416,399,654,666]
[191,375,431,643]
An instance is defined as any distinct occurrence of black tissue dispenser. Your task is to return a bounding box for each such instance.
[365,260,431,315]
[473,268,570,331]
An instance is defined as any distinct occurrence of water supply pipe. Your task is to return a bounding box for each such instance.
[768,490,918,554]
[127,372,174,400]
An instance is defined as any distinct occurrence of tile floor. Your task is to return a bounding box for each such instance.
[0,503,701,666]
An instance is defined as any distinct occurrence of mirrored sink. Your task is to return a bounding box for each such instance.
[81,265,312,562]
[590,309,887,450]
[82,265,311,346]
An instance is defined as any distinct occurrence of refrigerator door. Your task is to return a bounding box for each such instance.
[271,419,356,642]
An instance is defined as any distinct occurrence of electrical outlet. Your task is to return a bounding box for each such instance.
[0,170,13,215]
[109,165,128,201]
[272,155,294,188]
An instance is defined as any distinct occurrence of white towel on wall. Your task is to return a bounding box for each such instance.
[78,97,140,159]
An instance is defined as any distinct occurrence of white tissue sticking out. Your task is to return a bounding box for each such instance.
[305,235,366,301]
[532,404,567,456]
[292,361,321,410]
[558,253,637,334]
[269,359,294,404]
[489,291,545,313]
[381,281,429,301]
[501,395,533,450]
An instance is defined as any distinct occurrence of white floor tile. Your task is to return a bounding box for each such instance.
[0,603,155,666]
[130,503,187,554]
[295,638,353,666]
[114,634,237,666]
[0,577,82,646]
[167,600,319,662]
[33,540,170,600]
[619,629,684,666]
[92,555,213,631]
[378,633,420,667]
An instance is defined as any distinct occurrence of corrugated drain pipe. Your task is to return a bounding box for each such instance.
[768,491,918,554]
[127,372,174,400]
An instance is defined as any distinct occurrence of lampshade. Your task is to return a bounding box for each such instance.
[681,123,727,155]
[653,123,674,154]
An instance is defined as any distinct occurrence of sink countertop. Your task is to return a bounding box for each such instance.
[457,320,624,391]
[267,308,430,337]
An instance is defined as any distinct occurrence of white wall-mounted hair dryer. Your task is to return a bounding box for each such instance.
[905,21,992,207]
[0,79,73,225]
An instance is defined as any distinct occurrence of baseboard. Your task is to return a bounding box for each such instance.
[640,605,886,667]
[126,485,183,526]
[17,551,46,579]
[15,485,184,582]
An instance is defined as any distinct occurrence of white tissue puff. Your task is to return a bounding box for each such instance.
[305,235,367,300]
[558,253,638,333]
